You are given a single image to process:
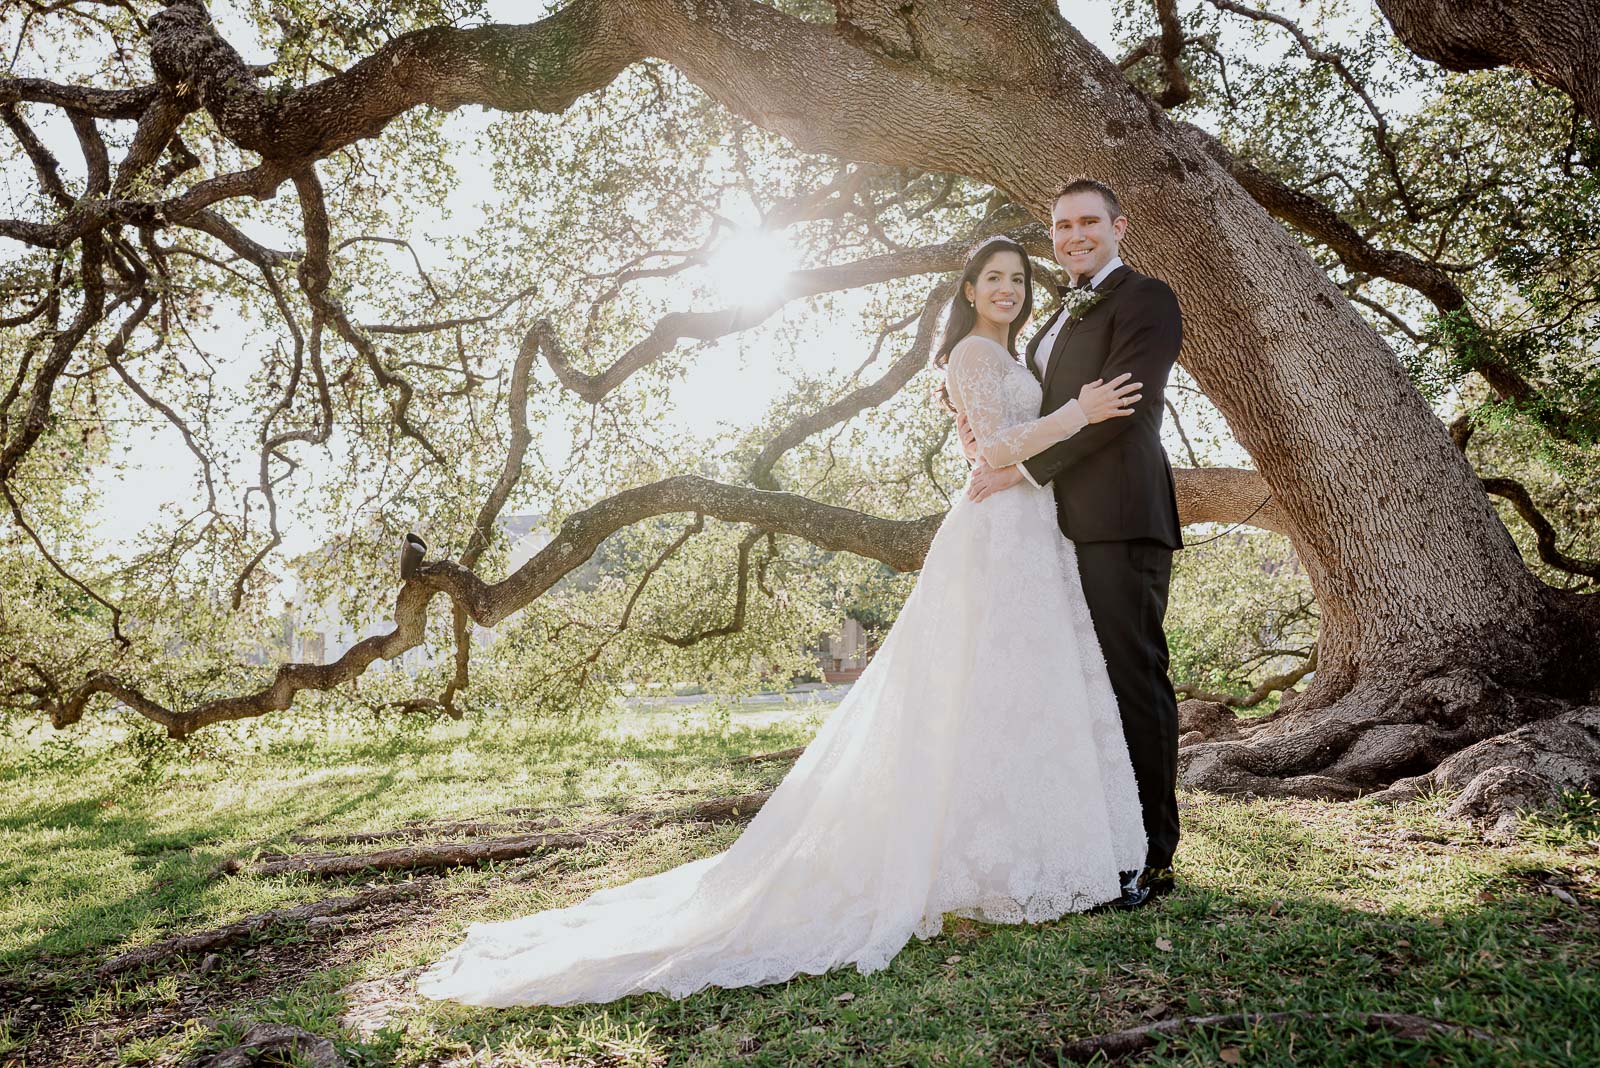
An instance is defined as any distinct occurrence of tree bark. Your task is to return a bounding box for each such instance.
[1374,0,1600,125]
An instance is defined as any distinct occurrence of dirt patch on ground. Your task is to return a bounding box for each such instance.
[3,880,443,1066]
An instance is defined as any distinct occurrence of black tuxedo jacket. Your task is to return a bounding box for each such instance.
[1022,264,1184,550]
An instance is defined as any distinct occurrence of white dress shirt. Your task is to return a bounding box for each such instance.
[1030,256,1123,380]
[1018,256,1123,489]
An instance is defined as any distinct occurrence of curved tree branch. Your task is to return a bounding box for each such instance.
[1374,0,1600,125]
[541,240,984,404]
[36,463,1285,737]
[1,102,73,207]
[1145,0,1194,107]
[1173,466,1294,538]
[435,307,549,714]
[39,476,938,737]
[1,481,130,648]
[1450,411,1596,584]
[648,526,769,647]
[111,86,193,197]
[146,0,640,160]
[749,280,954,489]
[231,168,338,608]
[1481,476,1600,583]
[0,234,107,482]
[0,74,158,118]
[1203,0,1419,216]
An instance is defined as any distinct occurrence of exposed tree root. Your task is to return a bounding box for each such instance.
[194,1021,343,1068]
[288,815,562,846]
[242,830,628,879]
[1370,705,1600,838]
[1180,665,1600,827]
[1176,699,1245,749]
[1053,1010,1500,1063]
[682,790,773,822]
[96,882,432,978]
[236,790,776,879]
[732,746,805,764]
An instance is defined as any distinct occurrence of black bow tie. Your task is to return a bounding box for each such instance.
[1073,276,1095,291]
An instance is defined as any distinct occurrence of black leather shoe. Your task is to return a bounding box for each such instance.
[1091,870,1152,912]
[1107,883,1153,910]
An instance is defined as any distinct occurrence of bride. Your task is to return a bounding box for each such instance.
[418,234,1148,1007]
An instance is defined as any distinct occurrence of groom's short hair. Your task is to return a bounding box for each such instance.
[1053,178,1123,221]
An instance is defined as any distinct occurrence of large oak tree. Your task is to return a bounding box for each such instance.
[2,0,1596,819]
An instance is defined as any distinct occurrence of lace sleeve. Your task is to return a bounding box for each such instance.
[946,337,1088,469]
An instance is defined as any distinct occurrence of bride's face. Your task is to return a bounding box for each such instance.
[964,250,1027,330]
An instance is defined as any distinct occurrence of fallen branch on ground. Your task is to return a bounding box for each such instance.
[195,1021,342,1068]
[237,790,777,879]
[289,815,562,846]
[242,830,626,878]
[1053,1011,1501,1062]
[677,791,773,822]
[732,746,805,764]
[96,881,433,978]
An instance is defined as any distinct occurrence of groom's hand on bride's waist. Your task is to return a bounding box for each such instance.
[955,411,979,464]
[967,461,1024,502]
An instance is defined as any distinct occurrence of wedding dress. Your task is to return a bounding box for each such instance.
[418,335,1146,1007]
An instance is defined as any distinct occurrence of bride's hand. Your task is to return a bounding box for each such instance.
[1077,373,1142,423]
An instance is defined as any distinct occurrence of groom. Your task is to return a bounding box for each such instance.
[960,178,1184,909]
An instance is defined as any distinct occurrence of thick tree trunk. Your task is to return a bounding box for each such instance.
[605,0,1600,803]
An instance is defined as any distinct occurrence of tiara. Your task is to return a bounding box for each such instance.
[966,233,1016,260]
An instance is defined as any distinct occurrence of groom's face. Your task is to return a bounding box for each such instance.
[1052,191,1127,281]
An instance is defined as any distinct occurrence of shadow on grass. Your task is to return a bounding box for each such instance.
[384,800,1597,1067]
[0,770,402,979]
[6,742,1594,1066]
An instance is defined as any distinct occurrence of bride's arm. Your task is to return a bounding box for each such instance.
[947,337,1089,469]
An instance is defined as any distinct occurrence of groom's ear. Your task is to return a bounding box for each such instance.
[1111,215,1128,241]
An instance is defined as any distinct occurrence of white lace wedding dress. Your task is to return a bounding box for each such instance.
[418,335,1145,1007]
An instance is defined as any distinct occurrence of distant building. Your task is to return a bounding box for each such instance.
[819,617,871,682]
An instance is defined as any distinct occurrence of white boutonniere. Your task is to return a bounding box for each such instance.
[1059,287,1106,324]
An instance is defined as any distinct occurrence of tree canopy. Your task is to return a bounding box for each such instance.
[2,0,1596,814]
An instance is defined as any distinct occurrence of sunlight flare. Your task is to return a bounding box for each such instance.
[707,227,798,309]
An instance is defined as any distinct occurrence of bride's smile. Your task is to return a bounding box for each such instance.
[967,250,1029,334]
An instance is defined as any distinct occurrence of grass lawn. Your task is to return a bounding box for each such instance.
[1,697,1597,1066]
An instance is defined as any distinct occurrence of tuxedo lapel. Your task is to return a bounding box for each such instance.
[1025,306,1064,383]
[1098,263,1135,294]
[1040,264,1135,399]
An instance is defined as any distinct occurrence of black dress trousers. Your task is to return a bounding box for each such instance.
[1074,538,1181,870]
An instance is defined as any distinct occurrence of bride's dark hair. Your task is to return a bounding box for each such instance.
[932,235,1034,412]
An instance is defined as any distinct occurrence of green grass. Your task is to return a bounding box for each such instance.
[1,698,1597,1066]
